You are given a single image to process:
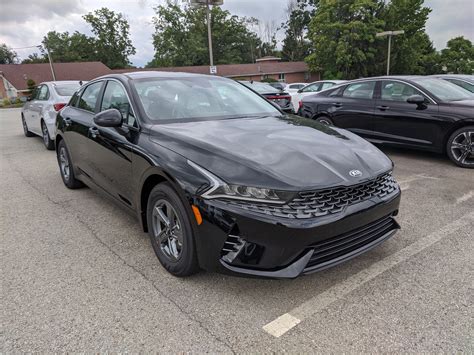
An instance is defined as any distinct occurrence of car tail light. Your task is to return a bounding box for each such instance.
[53,103,67,111]
[298,100,303,109]
[266,95,291,100]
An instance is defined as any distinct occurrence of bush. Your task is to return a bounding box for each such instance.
[261,77,278,83]
[15,97,22,104]
[2,98,11,106]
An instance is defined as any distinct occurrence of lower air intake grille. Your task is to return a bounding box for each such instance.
[304,214,399,272]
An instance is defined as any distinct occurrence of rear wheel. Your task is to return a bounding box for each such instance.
[56,139,84,188]
[315,115,334,126]
[147,183,199,277]
[22,114,34,137]
[41,121,55,150]
[446,126,474,168]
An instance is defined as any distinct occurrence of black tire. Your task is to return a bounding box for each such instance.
[446,126,474,168]
[21,114,34,137]
[56,139,84,189]
[41,121,55,150]
[315,115,334,126]
[147,183,199,277]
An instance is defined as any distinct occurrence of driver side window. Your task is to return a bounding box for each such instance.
[101,81,136,127]
[381,81,423,102]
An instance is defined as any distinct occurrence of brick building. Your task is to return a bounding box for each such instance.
[0,62,111,99]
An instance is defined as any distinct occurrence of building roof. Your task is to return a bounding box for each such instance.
[0,62,111,91]
[112,61,310,78]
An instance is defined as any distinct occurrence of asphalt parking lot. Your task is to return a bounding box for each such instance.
[1,107,473,352]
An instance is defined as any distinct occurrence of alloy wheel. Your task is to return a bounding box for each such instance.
[22,117,28,134]
[152,199,183,261]
[451,130,474,166]
[42,122,49,145]
[59,147,70,181]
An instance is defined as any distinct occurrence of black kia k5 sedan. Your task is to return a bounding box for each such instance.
[55,72,401,278]
[300,76,474,168]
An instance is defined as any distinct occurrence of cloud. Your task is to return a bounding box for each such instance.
[0,0,86,24]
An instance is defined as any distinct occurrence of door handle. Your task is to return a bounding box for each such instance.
[64,117,72,127]
[332,102,342,108]
[89,127,99,138]
[377,105,390,111]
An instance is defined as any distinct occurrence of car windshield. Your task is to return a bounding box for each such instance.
[54,83,81,97]
[411,78,474,102]
[132,76,280,121]
[241,82,278,94]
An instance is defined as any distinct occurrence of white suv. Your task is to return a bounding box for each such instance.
[21,81,82,149]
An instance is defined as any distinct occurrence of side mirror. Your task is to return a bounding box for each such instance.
[297,89,303,94]
[406,95,425,105]
[93,109,123,127]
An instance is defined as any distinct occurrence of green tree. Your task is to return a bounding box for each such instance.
[440,36,474,74]
[0,43,18,64]
[281,0,313,61]
[306,0,385,79]
[26,79,36,95]
[147,2,262,67]
[377,0,437,75]
[83,8,136,69]
[41,31,98,63]
[21,53,48,64]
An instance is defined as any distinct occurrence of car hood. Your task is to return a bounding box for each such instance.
[149,115,392,190]
[448,99,474,107]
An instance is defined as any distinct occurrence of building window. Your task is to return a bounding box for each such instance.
[278,73,285,81]
[261,74,270,80]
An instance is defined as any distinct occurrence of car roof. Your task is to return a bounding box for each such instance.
[39,80,83,85]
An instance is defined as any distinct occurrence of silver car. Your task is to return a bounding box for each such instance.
[21,81,82,149]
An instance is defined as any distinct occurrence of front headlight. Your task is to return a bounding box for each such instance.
[188,160,294,204]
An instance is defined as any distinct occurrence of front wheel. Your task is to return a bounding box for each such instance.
[147,183,199,277]
[22,114,34,137]
[41,121,54,150]
[446,126,474,168]
[315,115,334,126]
[56,139,84,188]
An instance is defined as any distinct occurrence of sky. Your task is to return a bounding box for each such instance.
[1,0,473,67]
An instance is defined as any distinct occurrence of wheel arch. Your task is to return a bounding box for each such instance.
[442,120,474,153]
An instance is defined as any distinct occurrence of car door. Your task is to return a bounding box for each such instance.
[373,80,440,149]
[27,85,49,135]
[329,81,376,137]
[86,79,137,208]
[292,83,321,111]
[62,81,105,179]
[22,86,39,127]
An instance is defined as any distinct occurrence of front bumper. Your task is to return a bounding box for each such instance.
[192,189,401,278]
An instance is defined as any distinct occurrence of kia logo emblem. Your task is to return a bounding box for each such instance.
[349,170,362,177]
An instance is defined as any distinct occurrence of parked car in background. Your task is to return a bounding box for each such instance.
[432,74,474,93]
[291,80,347,113]
[284,83,307,94]
[21,81,82,150]
[55,72,401,278]
[241,81,293,112]
[300,76,474,168]
[267,81,287,91]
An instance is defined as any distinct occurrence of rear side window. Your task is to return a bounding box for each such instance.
[320,82,335,91]
[78,82,103,112]
[54,84,81,97]
[342,82,375,99]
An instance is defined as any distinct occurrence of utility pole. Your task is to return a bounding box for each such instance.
[376,30,404,76]
[206,0,213,67]
[39,45,56,81]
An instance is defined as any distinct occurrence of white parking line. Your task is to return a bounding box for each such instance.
[397,174,440,192]
[262,211,474,338]
[456,190,474,204]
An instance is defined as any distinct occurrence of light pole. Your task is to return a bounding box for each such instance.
[190,0,223,73]
[376,30,404,75]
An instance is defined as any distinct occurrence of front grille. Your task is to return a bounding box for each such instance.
[227,172,398,219]
[304,215,399,272]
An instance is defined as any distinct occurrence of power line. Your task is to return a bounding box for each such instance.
[10,45,42,50]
